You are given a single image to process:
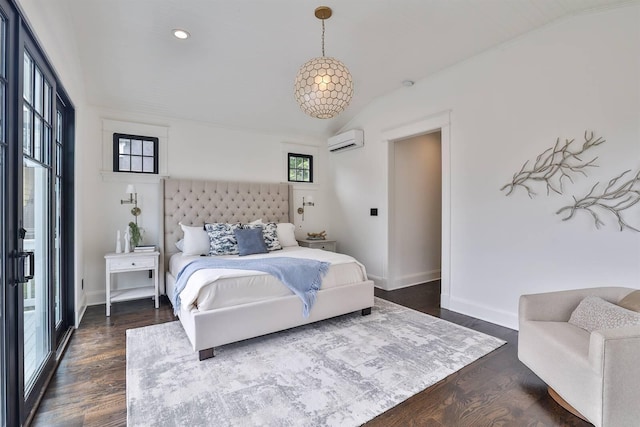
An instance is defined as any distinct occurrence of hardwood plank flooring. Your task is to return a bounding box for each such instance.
[31,283,590,426]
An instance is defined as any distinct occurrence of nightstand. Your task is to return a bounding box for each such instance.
[297,239,337,252]
[104,251,160,316]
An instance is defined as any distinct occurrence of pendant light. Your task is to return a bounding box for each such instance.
[294,6,354,119]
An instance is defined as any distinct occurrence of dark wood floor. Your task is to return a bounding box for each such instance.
[31,282,591,427]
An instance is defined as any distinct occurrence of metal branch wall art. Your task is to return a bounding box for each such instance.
[501,131,605,198]
[556,169,640,232]
[501,131,639,232]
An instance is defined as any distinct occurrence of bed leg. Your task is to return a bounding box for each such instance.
[199,348,215,361]
[361,307,372,316]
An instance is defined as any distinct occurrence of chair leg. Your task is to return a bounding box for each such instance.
[361,307,372,316]
[199,347,215,361]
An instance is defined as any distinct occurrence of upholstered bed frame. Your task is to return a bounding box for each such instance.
[161,178,375,360]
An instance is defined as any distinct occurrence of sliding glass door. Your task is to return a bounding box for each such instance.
[0,0,75,424]
[21,47,55,396]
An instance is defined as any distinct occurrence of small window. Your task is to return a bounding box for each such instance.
[288,153,313,183]
[113,133,158,174]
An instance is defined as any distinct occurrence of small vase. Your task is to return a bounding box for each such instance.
[116,230,122,253]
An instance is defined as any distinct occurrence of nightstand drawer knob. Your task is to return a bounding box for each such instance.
[131,262,136,265]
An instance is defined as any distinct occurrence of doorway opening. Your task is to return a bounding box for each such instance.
[390,131,442,289]
[382,111,451,308]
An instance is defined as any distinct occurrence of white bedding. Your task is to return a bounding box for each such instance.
[169,246,367,313]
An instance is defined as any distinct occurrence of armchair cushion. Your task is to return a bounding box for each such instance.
[568,296,640,333]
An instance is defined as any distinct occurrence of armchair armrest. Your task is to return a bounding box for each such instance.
[588,325,640,375]
[519,287,634,323]
[588,325,640,426]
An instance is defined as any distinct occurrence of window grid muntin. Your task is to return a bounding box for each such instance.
[288,153,313,183]
[112,133,158,174]
[22,50,52,168]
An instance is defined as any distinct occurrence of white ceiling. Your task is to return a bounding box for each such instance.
[61,0,632,137]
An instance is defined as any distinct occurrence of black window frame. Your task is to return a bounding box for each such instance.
[287,153,313,183]
[112,133,158,174]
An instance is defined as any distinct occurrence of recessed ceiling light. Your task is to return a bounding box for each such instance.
[172,29,190,40]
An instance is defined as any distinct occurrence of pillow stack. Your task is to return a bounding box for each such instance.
[175,220,299,257]
[618,290,640,312]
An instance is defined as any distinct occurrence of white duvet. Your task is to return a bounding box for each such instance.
[170,246,368,313]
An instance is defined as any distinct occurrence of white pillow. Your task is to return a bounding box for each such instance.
[276,223,298,247]
[179,222,210,256]
[249,219,263,225]
[568,296,640,332]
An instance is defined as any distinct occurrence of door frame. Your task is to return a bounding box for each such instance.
[55,91,74,346]
[381,111,452,307]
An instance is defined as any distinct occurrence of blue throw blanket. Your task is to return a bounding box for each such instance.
[172,257,330,317]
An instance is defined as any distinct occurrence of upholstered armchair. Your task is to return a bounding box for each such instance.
[518,287,640,427]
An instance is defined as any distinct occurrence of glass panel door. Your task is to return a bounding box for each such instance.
[21,48,53,398]
[21,159,50,390]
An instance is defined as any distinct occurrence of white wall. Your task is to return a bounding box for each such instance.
[390,132,441,290]
[329,4,640,329]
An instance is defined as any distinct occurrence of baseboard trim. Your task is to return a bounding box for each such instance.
[76,303,87,327]
[368,275,387,289]
[448,295,518,330]
[369,272,441,291]
[85,290,106,306]
[386,270,441,291]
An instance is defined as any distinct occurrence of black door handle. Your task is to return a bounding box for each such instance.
[15,251,35,284]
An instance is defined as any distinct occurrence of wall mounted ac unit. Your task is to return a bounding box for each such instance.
[328,129,364,153]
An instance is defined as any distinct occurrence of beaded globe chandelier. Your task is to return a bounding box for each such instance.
[294,6,353,119]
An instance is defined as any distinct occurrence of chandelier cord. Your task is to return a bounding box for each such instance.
[321,19,325,56]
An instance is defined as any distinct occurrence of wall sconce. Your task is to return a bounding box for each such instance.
[121,184,141,223]
[297,196,315,221]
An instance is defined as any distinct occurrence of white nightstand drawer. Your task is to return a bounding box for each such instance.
[297,239,337,252]
[109,256,156,272]
[313,242,336,251]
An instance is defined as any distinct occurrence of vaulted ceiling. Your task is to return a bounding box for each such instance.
[59,0,632,137]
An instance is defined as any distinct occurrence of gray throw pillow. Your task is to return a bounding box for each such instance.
[568,296,640,332]
[618,290,640,313]
[234,227,268,256]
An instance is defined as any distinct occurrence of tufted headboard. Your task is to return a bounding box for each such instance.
[162,178,290,268]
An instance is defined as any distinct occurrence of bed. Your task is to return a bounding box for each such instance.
[162,178,375,360]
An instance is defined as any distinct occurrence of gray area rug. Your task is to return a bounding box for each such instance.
[127,298,505,426]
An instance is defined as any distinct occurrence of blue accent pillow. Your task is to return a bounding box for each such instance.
[234,227,268,256]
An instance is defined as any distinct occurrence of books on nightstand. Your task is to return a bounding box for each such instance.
[133,245,156,253]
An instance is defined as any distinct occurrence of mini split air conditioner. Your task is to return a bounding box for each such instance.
[328,129,364,153]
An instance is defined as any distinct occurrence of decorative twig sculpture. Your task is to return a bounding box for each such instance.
[556,169,640,232]
[501,131,605,198]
